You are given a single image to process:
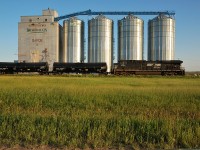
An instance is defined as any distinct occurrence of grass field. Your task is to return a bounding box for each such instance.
[0,75,199,149]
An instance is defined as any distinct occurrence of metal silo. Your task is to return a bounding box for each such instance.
[88,15,113,73]
[63,17,84,63]
[148,14,175,61]
[118,15,144,60]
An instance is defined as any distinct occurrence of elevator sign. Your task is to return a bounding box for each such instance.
[32,39,43,42]
[27,28,47,33]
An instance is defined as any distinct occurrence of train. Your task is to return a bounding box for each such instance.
[0,60,185,75]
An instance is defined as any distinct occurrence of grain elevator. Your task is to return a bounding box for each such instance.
[18,9,63,70]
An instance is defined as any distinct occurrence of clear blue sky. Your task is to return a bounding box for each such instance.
[0,0,199,71]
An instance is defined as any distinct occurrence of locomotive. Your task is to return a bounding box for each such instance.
[0,60,185,75]
[114,60,185,75]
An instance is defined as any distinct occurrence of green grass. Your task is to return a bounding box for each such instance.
[0,76,199,149]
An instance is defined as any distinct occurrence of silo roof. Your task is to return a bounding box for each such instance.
[151,14,173,20]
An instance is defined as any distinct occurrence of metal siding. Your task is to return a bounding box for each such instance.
[63,17,84,63]
[88,15,113,72]
[148,15,175,60]
[118,15,144,61]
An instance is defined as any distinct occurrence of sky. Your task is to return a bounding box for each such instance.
[0,0,199,71]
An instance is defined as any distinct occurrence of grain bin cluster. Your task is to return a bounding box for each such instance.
[18,9,175,72]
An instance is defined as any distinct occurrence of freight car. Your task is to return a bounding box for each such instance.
[0,62,16,74]
[53,62,107,74]
[114,60,185,75]
[0,62,48,74]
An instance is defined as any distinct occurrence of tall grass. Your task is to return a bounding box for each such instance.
[0,76,199,148]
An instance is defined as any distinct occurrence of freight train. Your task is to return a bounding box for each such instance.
[0,60,185,75]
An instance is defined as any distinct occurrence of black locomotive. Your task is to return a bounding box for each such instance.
[114,60,185,75]
[0,60,185,75]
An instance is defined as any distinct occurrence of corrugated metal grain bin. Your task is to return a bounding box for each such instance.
[118,15,144,60]
[148,14,175,60]
[88,15,113,73]
[63,17,84,63]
